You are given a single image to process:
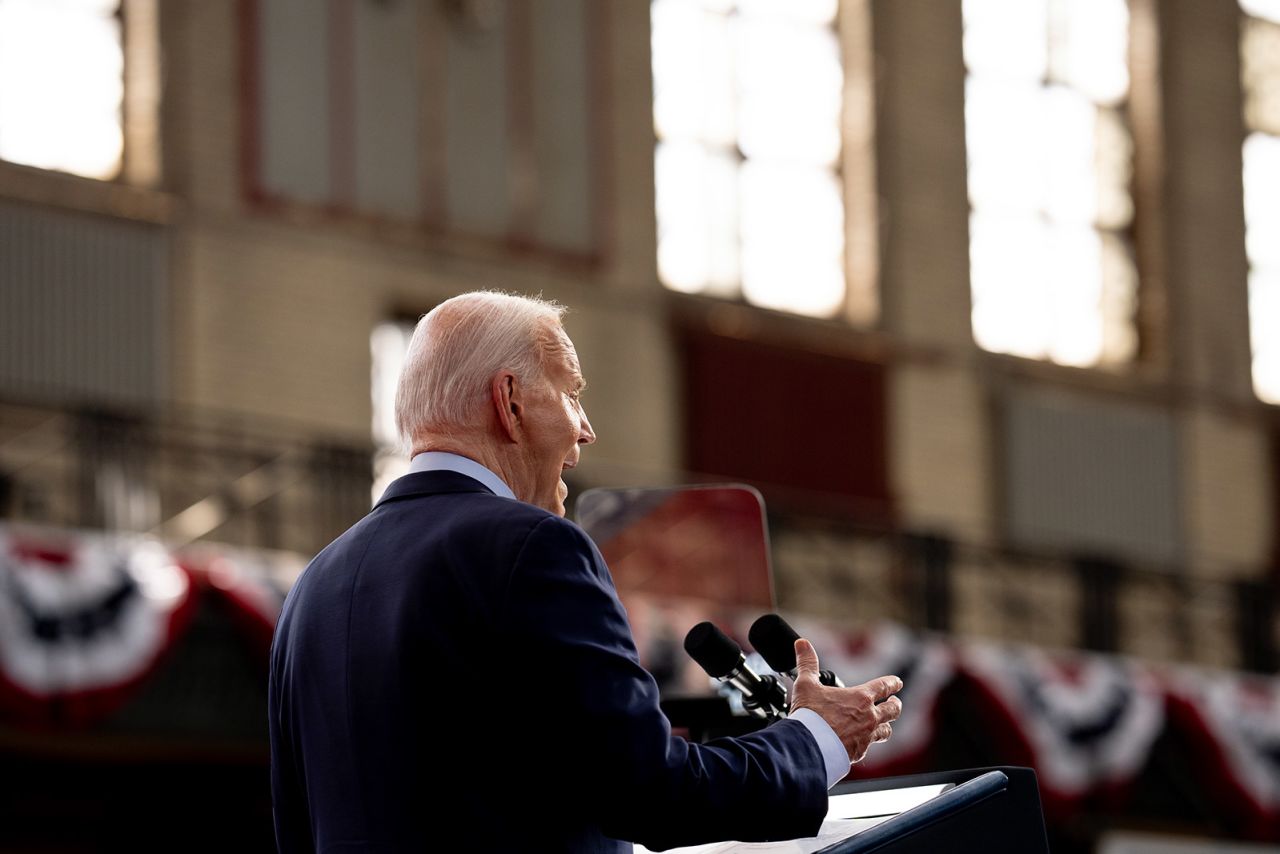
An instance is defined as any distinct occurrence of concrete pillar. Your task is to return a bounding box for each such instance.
[1159,1,1253,401]
[873,0,992,540]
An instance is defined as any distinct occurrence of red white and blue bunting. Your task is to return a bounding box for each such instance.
[0,528,196,725]
[1166,666,1280,837]
[725,611,1280,832]
[1184,672,1280,813]
[958,641,1165,804]
[0,523,1277,833]
[0,524,288,727]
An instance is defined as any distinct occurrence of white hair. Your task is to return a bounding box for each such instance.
[394,291,567,450]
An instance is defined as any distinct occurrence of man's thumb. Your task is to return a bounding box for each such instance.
[794,638,820,678]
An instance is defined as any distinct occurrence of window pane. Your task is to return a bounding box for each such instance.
[1044,225,1107,367]
[1040,91,1132,229]
[1241,0,1280,24]
[651,0,849,318]
[1242,18,1280,139]
[1042,85,1100,225]
[1242,3,1280,404]
[965,76,1046,215]
[371,322,413,448]
[970,214,1055,360]
[1249,268,1280,403]
[651,0,736,147]
[370,320,413,505]
[0,0,123,179]
[1244,133,1280,268]
[656,141,741,295]
[962,0,1049,81]
[739,161,844,317]
[737,0,837,26]
[1047,0,1129,106]
[1093,106,1135,228]
[969,217,1133,367]
[736,17,842,166]
[1097,232,1139,364]
[965,0,1134,368]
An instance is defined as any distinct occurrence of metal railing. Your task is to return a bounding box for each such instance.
[0,398,372,557]
[768,513,1279,674]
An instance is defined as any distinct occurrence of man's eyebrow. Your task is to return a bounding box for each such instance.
[574,376,587,392]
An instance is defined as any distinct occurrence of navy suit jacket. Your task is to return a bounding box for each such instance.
[269,471,828,852]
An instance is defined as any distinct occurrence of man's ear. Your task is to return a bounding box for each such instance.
[491,371,521,443]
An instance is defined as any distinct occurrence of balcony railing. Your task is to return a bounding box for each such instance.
[0,397,372,557]
[1,396,1274,673]
[769,515,1279,674]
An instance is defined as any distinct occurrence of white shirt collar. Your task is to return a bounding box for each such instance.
[407,451,516,500]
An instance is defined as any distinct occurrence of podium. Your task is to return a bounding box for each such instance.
[635,766,1049,854]
[821,766,1050,853]
[575,491,1050,852]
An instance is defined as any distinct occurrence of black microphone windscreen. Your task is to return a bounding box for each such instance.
[683,621,744,679]
[748,613,801,673]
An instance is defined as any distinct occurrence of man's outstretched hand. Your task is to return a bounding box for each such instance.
[789,638,902,766]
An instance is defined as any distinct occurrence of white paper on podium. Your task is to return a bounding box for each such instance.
[632,783,951,853]
[825,783,951,820]
[632,817,893,854]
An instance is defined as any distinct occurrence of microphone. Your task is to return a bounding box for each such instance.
[683,621,788,720]
[748,613,844,688]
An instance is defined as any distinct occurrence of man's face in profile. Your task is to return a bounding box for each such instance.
[518,326,596,516]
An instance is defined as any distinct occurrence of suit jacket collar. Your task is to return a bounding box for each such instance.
[374,470,500,509]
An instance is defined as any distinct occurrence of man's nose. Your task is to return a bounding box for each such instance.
[578,410,596,445]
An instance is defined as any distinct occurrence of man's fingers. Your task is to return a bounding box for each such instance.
[864,674,903,701]
[876,695,903,724]
[794,638,820,679]
[872,723,893,743]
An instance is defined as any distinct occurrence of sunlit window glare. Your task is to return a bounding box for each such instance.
[1248,269,1280,403]
[371,322,413,503]
[655,141,741,295]
[651,0,736,149]
[1242,2,1280,403]
[740,162,844,316]
[962,0,1049,80]
[735,20,841,166]
[963,0,1136,367]
[1046,0,1130,105]
[1242,15,1280,135]
[652,0,846,319]
[1241,0,1280,24]
[0,0,124,180]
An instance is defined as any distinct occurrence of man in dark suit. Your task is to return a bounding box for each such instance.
[269,292,903,852]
